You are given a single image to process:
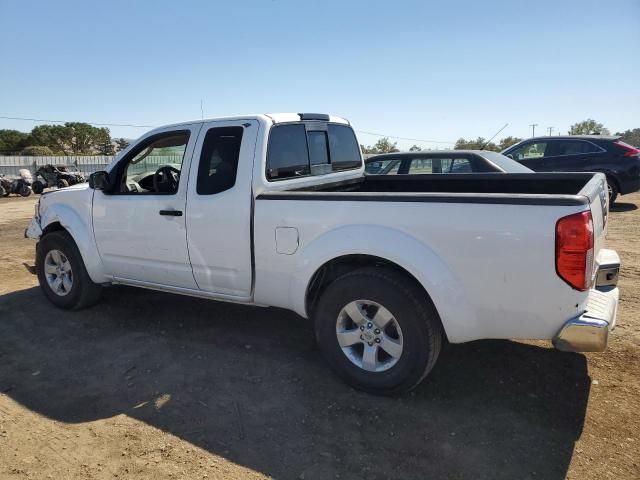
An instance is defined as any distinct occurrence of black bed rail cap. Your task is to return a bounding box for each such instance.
[298,113,330,121]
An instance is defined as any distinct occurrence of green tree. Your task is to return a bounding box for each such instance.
[115,138,130,152]
[455,137,498,151]
[0,129,31,154]
[20,145,55,156]
[97,138,115,155]
[409,145,422,151]
[361,137,399,154]
[569,119,610,135]
[31,122,111,154]
[497,136,522,151]
[615,128,640,147]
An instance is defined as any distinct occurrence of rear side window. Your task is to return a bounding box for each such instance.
[196,126,244,195]
[266,123,361,180]
[551,140,602,156]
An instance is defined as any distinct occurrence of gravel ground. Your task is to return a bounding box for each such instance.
[0,193,638,480]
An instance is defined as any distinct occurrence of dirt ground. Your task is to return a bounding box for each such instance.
[0,193,638,480]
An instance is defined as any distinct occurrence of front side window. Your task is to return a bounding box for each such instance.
[118,132,190,194]
[509,142,548,161]
[266,123,361,180]
[365,159,401,174]
[196,126,243,195]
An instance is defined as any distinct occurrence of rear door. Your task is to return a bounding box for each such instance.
[185,120,258,297]
[544,139,603,172]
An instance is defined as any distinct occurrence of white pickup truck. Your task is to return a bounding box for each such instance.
[25,113,620,395]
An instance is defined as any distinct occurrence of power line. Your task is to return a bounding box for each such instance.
[355,130,456,145]
[1,114,460,145]
[0,115,154,128]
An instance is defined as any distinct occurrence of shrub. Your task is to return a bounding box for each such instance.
[20,145,55,156]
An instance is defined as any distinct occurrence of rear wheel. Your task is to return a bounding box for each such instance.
[32,180,45,194]
[314,267,442,395]
[606,177,619,205]
[36,231,102,310]
[57,179,69,189]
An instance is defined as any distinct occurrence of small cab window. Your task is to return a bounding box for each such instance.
[550,140,601,156]
[327,124,361,171]
[308,131,329,166]
[266,122,361,180]
[196,126,244,195]
[118,132,190,194]
[267,124,310,180]
[509,142,548,161]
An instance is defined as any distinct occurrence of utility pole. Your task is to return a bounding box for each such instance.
[547,126,554,136]
[529,123,538,137]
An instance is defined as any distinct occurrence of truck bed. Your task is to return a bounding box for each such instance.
[258,173,604,207]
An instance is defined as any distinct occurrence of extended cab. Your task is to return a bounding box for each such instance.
[25,113,621,394]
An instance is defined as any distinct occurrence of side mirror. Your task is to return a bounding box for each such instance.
[506,154,514,160]
[89,171,111,191]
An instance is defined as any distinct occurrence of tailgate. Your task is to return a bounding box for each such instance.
[579,172,609,270]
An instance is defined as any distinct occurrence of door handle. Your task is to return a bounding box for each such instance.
[159,210,183,217]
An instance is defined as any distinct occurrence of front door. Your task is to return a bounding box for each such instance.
[185,120,258,297]
[93,125,202,289]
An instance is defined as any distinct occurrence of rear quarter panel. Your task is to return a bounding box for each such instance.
[253,198,590,343]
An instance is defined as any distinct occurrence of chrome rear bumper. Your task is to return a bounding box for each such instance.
[553,250,620,353]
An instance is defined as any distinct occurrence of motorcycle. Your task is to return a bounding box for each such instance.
[0,169,33,197]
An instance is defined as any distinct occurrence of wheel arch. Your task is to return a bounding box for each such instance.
[287,224,479,343]
[39,205,108,284]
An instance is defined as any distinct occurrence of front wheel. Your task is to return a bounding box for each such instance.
[32,180,45,194]
[57,179,69,189]
[314,267,442,395]
[36,231,102,310]
[606,177,618,205]
[19,184,32,197]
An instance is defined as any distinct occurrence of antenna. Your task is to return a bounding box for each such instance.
[200,100,204,120]
[480,123,509,150]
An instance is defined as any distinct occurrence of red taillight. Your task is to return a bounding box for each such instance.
[556,211,594,291]
[614,140,640,157]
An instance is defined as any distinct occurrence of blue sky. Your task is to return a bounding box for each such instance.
[1,0,639,149]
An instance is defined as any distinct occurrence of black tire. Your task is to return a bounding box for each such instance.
[19,184,32,197]
[606,177,618,205]
[57,178,69,189]
[32,180,45,194]
[314,267,442,395]
[0,185,6,197]
[36,231,102,310]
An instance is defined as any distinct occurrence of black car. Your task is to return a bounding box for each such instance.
[31,164,86,194]
[365,150,532,175]
[502,135,640,203]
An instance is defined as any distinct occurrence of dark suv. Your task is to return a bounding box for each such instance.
[502,135,640,203]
